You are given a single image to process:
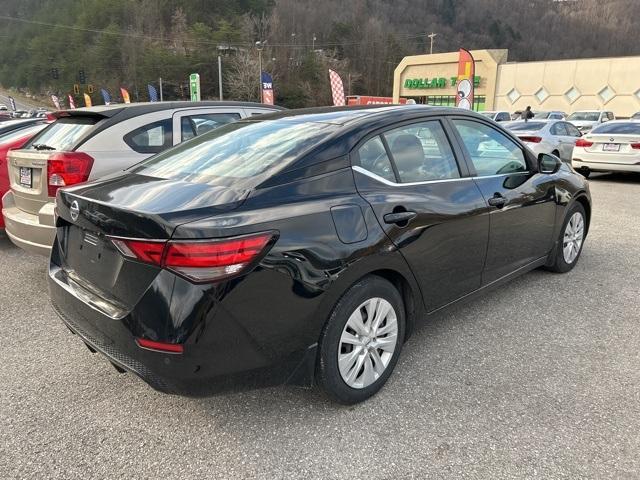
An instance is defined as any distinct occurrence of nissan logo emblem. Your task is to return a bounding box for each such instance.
[69,200,80,222]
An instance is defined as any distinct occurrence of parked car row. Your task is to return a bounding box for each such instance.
[1,103,592,404]
[2,101,281,254]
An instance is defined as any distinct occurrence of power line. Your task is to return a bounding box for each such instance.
[0,14,432,48]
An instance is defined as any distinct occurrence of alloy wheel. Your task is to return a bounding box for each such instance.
[563,211,584,264]
[338,297,398,389]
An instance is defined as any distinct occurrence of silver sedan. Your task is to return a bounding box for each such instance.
[503,120,582,162]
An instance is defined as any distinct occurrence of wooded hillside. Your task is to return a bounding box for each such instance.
[1,0,638,107]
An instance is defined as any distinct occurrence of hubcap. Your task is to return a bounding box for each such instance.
[338,297,398,389]
[563,212,584,264]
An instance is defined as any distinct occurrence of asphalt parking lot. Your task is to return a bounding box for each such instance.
[1,173,639,479]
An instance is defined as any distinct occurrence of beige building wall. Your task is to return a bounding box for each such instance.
[393,50,640,117]
[495,56,640,117]
[393,49,508,108]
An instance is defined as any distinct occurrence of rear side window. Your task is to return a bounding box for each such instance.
[452,119,527,176]
[132,120,338,182]
[497,113,510,121]
[383,121,459,182]
[124,119,173,154]
[591,122,640,135]
[550,123,568,136]
[565,123,581,137]
[357,136,395,181]
[25,116,98,151]
[180,113,241,141]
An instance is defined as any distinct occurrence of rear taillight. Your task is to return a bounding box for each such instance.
[111,232,275,283]
[135,338,183,354]
[47,152,94,197]
[519,136,542,143]
[575,139,593,148]
[630,143,640,150]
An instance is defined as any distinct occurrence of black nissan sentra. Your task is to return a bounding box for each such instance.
[49,105,591,404]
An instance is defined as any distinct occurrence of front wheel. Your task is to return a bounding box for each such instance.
[546,202,587,273]
[316,276,405,404]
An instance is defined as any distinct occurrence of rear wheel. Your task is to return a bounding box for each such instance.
[316,276,405,404]
[546,202,587,273]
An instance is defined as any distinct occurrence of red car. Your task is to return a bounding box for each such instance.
[0,123,49,229]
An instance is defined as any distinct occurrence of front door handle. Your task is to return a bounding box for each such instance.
[383,211,417,225]
[487,194,506,208]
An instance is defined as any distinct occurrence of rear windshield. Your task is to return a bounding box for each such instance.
[0,123,47,144]
[480,112,495,118]
[24,116,98,151]
[131,120,338,182]
[567,112,599,121]
[591,122,640,135]
[505,122,546,131]
[533,112,549,118]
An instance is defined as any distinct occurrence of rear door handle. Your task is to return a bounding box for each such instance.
[487,194,506,208]
[383,211,417,225]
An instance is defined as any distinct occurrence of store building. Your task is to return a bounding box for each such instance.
[393,49,640,117]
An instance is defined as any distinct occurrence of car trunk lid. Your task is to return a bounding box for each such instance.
[54,173,249,306]
[7,114,103,214]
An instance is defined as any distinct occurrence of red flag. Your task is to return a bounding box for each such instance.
[328,69,346,106]
[455,49,475,110]
[67,94,76,109]
[120,87,131,104]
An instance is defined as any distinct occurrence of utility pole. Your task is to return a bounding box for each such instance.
[428,32,437,54]
[159,77,163,101]
[256,41,265,103]
[218,55,223,101]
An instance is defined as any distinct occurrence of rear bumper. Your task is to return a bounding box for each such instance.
[48,259,318,396]
[2,190,54,255]
[572,158,640,173]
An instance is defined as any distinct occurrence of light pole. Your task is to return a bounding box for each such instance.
[256,40,265,103]
[428,32,437,54]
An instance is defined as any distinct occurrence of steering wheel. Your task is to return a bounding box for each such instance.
[371,152,393,178]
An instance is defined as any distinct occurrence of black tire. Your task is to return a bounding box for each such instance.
[578,168,591,178]
[316,276,405,404]
[546,202,587,273]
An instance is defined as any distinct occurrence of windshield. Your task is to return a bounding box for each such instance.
[567,112,600,122]
[504,122,546,131]
[480,112,495,118]
[132,119,338,183]
[591,122,640,135]
[533,111,550,118]
[25,116,98,151]
[0,123,47,144]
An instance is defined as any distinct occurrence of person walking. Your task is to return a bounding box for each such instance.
[521,106,534,121]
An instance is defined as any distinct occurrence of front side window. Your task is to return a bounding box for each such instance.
[382,121,459,182]
[180,113,241,141]
[356,136,395,181]
[452,119,528,176]
[124,119,172,154]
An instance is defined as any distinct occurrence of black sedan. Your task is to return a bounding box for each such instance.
[49,105,591,404]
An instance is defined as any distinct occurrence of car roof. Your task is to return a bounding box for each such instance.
[55,101,284,119]
[239,104,494,127]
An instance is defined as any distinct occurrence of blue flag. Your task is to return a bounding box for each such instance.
[147,84,159,102]
[100,88,112,105]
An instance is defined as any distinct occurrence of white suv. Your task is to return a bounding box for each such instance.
[567,110,614,134]
[2,101,282,255]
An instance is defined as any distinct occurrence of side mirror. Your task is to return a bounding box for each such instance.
[538,153,562,174]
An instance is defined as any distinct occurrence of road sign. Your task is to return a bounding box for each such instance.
[189,73,201,101]
[73,84,80,95]
[87,84,94,94]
